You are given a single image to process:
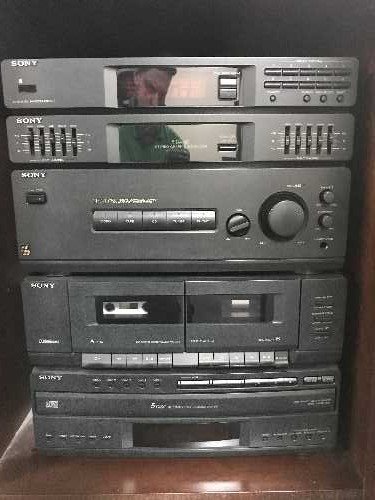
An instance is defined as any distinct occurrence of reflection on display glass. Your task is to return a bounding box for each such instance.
[117,67,178,107]
[117,123,240,163]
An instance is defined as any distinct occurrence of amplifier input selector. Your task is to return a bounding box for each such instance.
[226,213,251,237]
[259,193,307,241]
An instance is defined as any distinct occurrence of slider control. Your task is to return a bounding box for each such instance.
[306,126,312,154]
[327,125,333,155]
[316,125,323,154]
[71,127,78,156]
[295,125,301,154]
[38,128,45,156]
[49,127,56,156]
[60,127,67,156]
[27,127,35,155]
[284,125,290,154]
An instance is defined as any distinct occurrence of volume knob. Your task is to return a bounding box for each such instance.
[260,193,307,241]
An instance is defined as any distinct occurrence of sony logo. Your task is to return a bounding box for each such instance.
[16,117,42,124]
[30,282,55,289]
[11,59,38,67]
[38,375,62,381]
[21,171,46,178]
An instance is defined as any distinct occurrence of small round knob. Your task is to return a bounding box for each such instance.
[320,189,335,204]
[226,213,251,237]
[319,214,334,229]
[260,193,307,241]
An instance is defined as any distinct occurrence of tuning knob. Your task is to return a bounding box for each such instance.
[226,213,251,237]
[260,193,307,241]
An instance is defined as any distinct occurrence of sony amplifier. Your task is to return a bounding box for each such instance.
[31,365,340,456]
[1,57,358,109]
[22,274,346,368]
[12,167,350,272]
[6,113,355,163]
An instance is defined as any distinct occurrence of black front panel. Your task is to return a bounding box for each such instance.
[11,167,351,272]
[33,412,338,455]
[35,388,336,418]
[31,366,340,394]
[22,275,346,364]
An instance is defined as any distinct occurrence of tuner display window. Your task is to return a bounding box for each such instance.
[115,66,239,108]
[107,123,248,163]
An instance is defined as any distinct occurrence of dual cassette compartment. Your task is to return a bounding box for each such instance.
[22,275,347,366]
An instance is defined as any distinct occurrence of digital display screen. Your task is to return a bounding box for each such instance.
[116,66,238,107]
[112,123,240,162]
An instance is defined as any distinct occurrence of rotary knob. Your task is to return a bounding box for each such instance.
[320,189,335,205]
[226,213,251,237]
[319,213,334,229]
[260,193,307,241]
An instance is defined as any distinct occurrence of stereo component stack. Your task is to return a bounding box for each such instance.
[2,57,358,456]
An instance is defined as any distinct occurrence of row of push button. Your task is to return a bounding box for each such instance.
[92,210,216,231]
[264,67,351,77]
[82,351,289,369]
[264,81,351,90]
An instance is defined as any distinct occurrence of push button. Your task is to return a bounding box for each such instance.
[166,211,191,230]
[173,353,198,367]
[142,354,158,368]
[117,211,142,230]
[245,352,260,366]
[317,69,333,76]
[299,82,315,89]
[260,352,275,366]
[264,81,282,89]
[198,353,214,366]
[264,68,282,76]
[274,351,289,367]
[300,68,316,76]
[18,83,37,93]
[282,81,299,89]
[157,353,173,368]
[26,191,47,204]
[82,353,112,368]
[229,352,245,367]
[92,211,117,231]
[282,68,299,76]
[112,354,127,368]
[126,354,143,368]
[191,210,216,230]
[333,81,351,89]
[142,211,167,230]
[218,88,237,99]
[212,352,229,366]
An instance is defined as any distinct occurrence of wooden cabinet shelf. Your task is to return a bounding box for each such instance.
[0,0,375,498]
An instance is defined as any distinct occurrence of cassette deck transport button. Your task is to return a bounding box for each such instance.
[274,351,289,368]
[321,375,335,384]
[92,211,117,231]
[245,352,260,366]
[178,379,211,387]
[303,376,319,384]
[191,211,216,230]
[117,211,142,230]
[264,68,282,76]
[166,211,192,230]
[142,354,158,368]
[157,353,173,368]
[112,354,127,368]
[142,211,167,230]
[212,352,230,366]
[173,353,198,367]
[229,352,245,367]
[260,352,275,366]
[198,353,214,366]
[126,354,143,368]
[82,353,111,368]
[218,87,237,100]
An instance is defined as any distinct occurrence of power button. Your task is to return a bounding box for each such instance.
[26,191,47,204]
